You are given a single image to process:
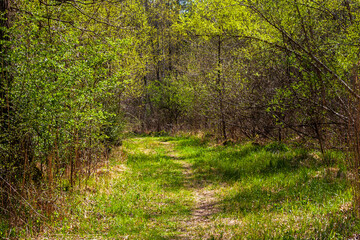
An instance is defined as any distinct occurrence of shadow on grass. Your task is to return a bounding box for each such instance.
[218,171,355,238]
[121,136,358,239]
[188,143,309,183]
[168,137,356,238]
[175,137,209,147]
[221,171,348,214]
[127,152,187,191]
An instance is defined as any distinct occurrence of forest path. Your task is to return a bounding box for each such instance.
[107,136,236,239]
[174,158,222,239]
[155,138,237,239]
[42,136,353,239]
[47,136,235,239]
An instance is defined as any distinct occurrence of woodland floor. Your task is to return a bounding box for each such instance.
[40,136,360,239]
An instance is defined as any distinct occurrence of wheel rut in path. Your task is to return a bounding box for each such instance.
[161,141,240,239]
[175,159,221,239]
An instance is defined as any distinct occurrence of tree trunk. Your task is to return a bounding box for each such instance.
[217,36,226,140]
[0,0,11,213]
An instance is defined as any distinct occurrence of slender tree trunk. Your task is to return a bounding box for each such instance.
[0,0,11,212]
[351,61,360,217]
[0,0,10,136]
[217,36,226,140]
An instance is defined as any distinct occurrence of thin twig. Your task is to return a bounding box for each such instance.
[0,175,46,219]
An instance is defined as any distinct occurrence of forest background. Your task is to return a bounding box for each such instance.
[1,0,360,237]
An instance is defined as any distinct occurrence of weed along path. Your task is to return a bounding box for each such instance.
[45,136,357,239]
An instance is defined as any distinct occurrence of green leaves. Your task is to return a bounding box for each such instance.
[5,0,135,179]
[180,0,253,39]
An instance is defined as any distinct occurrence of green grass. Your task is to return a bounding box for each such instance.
[173,137,358,239]
[44,137,194,239]
[42,135,359,239]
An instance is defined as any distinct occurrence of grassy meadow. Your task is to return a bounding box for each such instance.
[40,135,359,239]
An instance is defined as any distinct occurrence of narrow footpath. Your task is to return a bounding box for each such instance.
[158,140,239,239]
[41,136,352,239]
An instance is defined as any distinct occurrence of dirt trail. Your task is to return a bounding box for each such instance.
[175,159,221,239]
[160,141,239,239]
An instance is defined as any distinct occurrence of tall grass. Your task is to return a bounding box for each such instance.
[39,136,359,239]
[174,137,358,239]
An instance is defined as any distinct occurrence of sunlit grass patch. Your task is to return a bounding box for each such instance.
[172,137,359,239]
[44,137,194,239]
[101,139,193,238]
[43,135,359,239]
